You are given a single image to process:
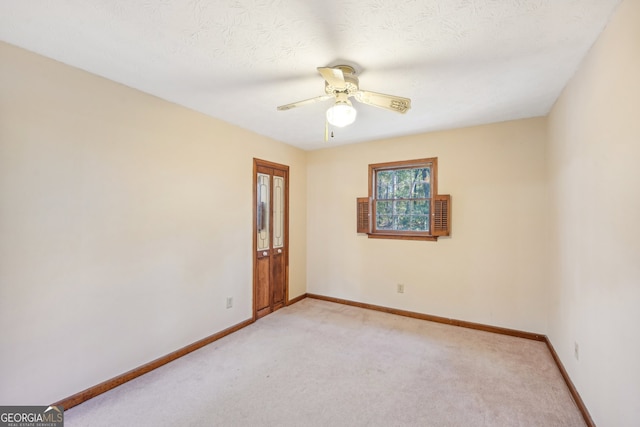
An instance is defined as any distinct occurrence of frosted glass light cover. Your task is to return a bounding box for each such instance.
[326,103,357,127]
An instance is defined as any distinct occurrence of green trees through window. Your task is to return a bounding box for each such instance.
[375,167,431,232]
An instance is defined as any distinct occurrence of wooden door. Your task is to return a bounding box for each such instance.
[253,159,289,320]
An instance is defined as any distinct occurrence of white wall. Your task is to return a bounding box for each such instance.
[546,0,640,425]
[0,41,307,405]
[307,118,549,334]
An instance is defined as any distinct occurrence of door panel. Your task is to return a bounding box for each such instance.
[255,255,270,314]
[253,159,289,320]
[271,247,285,309]
[272,173,285,248]
[256,172,270,251]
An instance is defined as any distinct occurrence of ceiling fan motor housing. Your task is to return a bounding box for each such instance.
[324,65,359,95]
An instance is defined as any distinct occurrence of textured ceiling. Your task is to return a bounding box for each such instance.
[0,0,621,150]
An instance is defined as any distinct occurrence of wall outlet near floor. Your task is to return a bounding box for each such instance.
[574,342,579,360]
[226,297,233,309]
[397,284,405,294]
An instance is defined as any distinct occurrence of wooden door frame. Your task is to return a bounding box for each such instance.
[252,158,290,321]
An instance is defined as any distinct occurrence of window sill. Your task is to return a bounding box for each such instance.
[366,233,438,241]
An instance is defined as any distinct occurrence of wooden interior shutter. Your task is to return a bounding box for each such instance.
[432,194,451,237]
[356,197,371,234]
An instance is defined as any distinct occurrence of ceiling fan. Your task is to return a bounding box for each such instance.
[277,65,411,128]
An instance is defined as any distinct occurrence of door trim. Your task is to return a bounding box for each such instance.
[252,158,289,321]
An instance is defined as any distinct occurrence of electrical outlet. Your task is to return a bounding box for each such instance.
[574,342,579,360]
[226,297,233,309]
[397,284,405,293]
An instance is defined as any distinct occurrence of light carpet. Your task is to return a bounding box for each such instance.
[65,298,585,426]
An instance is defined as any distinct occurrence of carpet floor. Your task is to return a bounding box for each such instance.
[65,298,585,426]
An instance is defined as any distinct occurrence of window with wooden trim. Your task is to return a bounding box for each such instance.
[357,158,451,241]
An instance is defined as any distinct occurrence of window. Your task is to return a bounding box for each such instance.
[357,158,450,241]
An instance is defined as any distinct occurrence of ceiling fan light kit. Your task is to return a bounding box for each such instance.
[326,94,357,127]
[278,64,411,131]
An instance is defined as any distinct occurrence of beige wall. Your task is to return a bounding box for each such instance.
[307,117,550,333]
[546,0,640,425]
[0,42,306,404]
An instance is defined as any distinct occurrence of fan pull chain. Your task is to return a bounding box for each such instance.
[325,120,329,142]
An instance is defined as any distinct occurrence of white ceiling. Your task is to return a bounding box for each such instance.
[0,0,621,150]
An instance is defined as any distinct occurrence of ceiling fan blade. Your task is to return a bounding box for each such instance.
[277,94,335,111]
[317,67,346,89]
[354,90,411,114]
